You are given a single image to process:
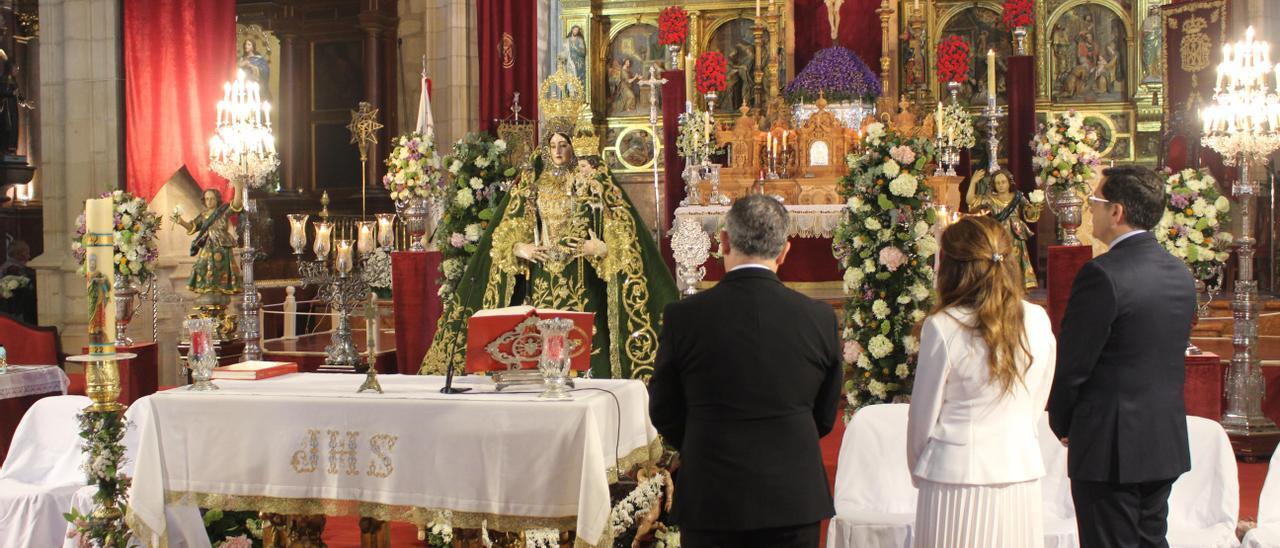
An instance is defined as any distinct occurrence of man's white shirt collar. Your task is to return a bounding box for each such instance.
[728,263,773,272]
[1109,229,1146,247]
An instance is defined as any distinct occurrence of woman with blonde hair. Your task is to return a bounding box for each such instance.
[907,215,1057,547]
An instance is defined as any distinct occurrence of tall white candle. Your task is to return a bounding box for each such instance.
[85,197,117,351]
[987,49,996,98]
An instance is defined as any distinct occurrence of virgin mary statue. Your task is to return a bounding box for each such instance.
[421,64,678,380]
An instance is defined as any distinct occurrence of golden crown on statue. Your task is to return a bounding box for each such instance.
[539,60,600,157]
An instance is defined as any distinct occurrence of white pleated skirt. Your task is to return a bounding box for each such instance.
[912,478,1044,548]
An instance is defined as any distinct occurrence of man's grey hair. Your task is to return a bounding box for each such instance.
[725,194,789,258]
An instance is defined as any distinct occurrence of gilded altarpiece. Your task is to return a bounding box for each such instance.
[914,0,1157,164]
[561,0,786,179]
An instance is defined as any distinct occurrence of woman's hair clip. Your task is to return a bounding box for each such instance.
[991,252,1004,263]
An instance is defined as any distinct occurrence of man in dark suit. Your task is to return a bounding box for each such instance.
[1049,165,1196,548]
[648,194,843,548]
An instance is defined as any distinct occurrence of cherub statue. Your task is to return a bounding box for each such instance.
[966,168,1043,288]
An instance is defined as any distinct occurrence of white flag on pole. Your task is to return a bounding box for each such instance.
[416,69,434,138]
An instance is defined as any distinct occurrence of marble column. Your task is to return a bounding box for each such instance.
[396,0,478,148]
[29,0,123,353]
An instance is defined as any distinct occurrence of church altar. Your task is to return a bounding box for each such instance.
[126,374,660,548]
[670,204,845,292]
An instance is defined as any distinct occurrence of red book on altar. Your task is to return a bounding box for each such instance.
[211,361,298,380]
[465,306,594,373]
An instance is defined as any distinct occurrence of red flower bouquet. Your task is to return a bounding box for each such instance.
[658,7,689,46]
[696,52,728,94]
[1002,0,1033,29]
[936,36,970,84]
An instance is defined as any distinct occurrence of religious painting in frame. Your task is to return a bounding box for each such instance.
[938,5,1011,106]
[311,39,365,111]
[235,24,281,128]
[605,24,664,118]
[562,23,590,91]
[705,18,767,114]
[1048,4,1130,103]
[604,125,657,171]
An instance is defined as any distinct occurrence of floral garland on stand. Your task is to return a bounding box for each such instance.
[695,52,728,95]
[0,274,29,299]
[936,36,971,84]
[63,412,131,548]
[382,132,445,202]
[71,190,161,286]
[436,133,515,296]
[1030,110,1102,198]
[676,110,718,161]
[940,104,977,149]
[1002,0,1034,29]
[834,122,938,410]
[1156,168,1233,287]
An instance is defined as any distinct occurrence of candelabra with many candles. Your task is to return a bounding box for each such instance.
[288,213,394,391]
[1200,26,1280,457]
[209,70,279,361]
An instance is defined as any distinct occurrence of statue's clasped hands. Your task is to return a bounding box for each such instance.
[515,230,606,264]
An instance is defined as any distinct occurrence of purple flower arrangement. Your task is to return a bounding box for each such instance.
[784,46,882,104]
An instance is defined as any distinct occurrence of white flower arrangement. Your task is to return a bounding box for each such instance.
[676,110,719,161]
[835,123,936,409]
[1155,168,1233,286]
[941,103,977,149]
[381,132,445,202]
[523,529,560,547]
[1030,110,1103,197]
[423,510,454,547]
[71,190,161,286]
[608,471,668,536]
[0,274,29,299]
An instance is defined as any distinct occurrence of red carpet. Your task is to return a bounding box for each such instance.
[318,419,1263,546]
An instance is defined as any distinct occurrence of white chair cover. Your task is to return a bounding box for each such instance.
[1168,416,1241,548]
[0,395,92,548]
[826,403,916,548]
[1240,444,1280,548]
[62,397,211,548]
[1038,412,1080,548]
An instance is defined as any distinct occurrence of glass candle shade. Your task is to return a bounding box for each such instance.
[376,213,396,249]
[335,240,355,275]
[288,214,310,255]
[313,221,333,260]
[357,221,377,256]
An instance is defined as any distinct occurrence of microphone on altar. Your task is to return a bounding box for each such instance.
[440,343,471,394]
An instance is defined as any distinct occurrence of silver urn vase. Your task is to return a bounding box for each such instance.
[396,196,430,252]
[1013,26,1030,56]
[1049,189,1085,246]
[113,275,139,347]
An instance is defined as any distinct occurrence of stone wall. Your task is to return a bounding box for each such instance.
[397,0,478,149]
[29,0,122,355]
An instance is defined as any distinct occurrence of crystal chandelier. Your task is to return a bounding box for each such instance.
[208,70,280,362]
[1200,26,1280,458]
[1201,27,1280,167]
[210,70,279,182]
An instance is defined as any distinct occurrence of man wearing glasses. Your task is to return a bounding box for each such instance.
[1049,165,1197,547]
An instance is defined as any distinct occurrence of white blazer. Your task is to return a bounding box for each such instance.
[907,300,1057,486]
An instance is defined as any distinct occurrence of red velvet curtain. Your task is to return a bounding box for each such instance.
[477,0,538,133]
[793,0,883,75]
[124,0,236,200]
[660,70,686,272]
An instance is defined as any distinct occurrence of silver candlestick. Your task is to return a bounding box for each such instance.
[982,94,1006,173]
[1200,25,1280,458]
[209,70,280,362]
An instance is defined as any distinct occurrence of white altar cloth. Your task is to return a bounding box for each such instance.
[126,373,660,548]
[0,365,69,400]
[673,204,846,239]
